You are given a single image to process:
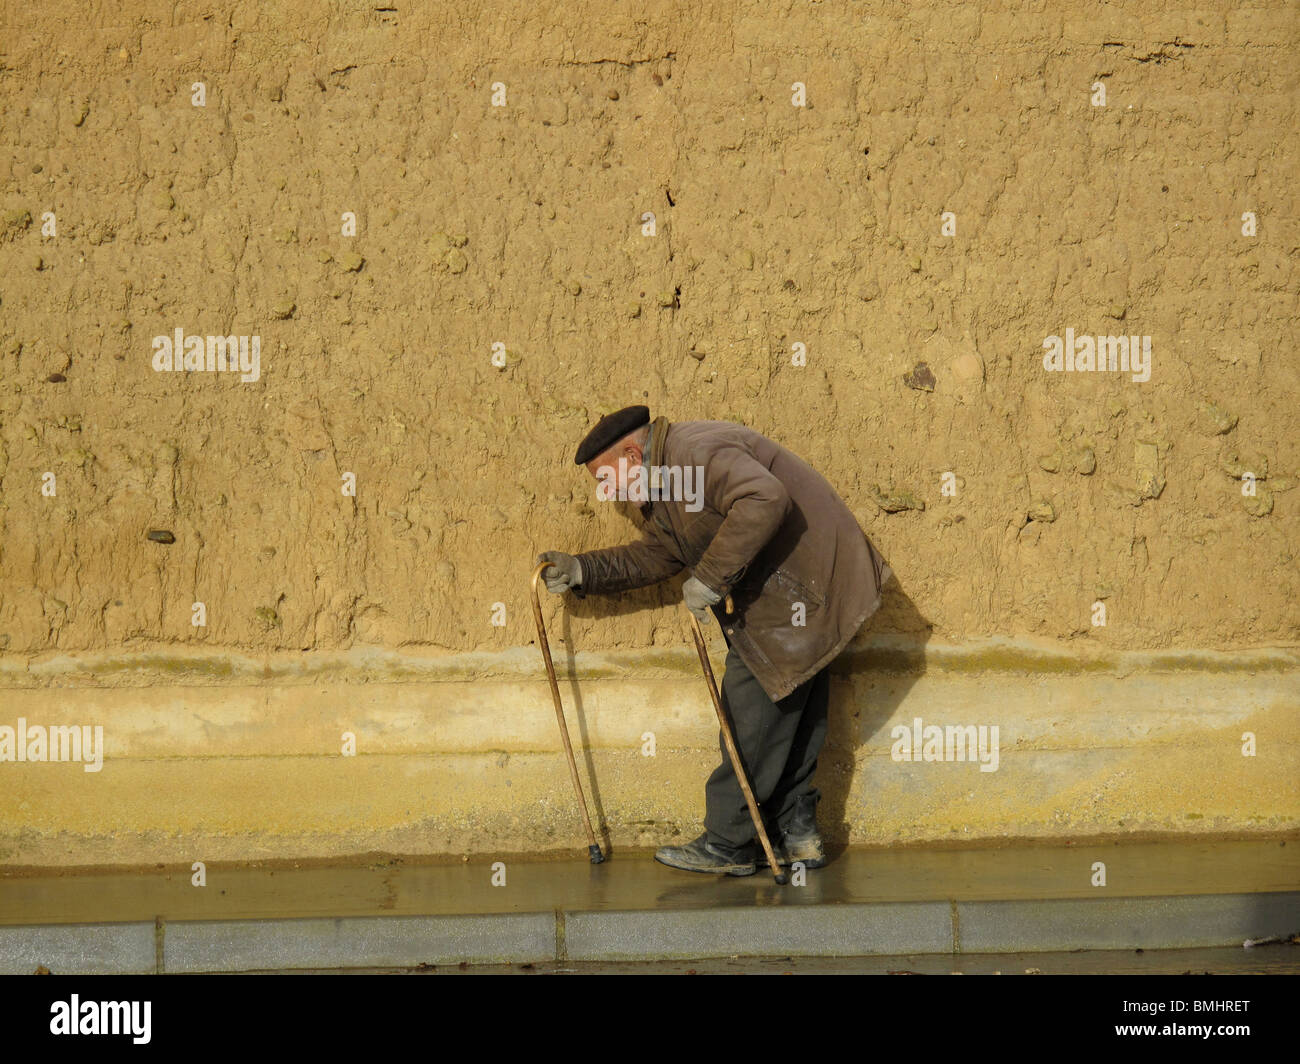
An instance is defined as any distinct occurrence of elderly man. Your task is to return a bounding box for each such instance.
[539,405,893,876]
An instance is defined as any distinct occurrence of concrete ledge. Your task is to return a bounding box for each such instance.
[162,914,555,973]
[564,901,953,960]
[959,892,1300,952]
[0,921,156,975]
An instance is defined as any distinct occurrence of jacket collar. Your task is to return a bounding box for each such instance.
[639,415,670,519]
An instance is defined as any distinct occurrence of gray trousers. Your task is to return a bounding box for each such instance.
[702,640,832,850]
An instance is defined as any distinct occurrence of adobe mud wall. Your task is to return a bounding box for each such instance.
[0,2,1296,864]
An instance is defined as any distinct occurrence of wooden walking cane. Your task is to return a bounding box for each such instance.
[688,594,788,885]
[530,560,605,864]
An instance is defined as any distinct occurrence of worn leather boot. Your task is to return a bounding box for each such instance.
[654,832,757,876]
[757,792,827,869]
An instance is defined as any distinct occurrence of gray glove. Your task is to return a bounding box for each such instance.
[683,574,722,623]
[538,551,583,594]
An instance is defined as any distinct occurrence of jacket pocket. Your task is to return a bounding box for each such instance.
[770,566,825,607]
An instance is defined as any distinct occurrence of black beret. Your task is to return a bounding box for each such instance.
[574,404,650,465]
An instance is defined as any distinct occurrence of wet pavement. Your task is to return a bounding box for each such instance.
[1,838,1296,972]
[3,837,1296,924]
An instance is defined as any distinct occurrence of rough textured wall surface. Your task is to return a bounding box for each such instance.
[1,1,1297,660]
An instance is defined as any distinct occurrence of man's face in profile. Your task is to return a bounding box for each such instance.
[585,435,646,518]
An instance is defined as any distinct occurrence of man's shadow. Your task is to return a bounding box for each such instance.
[541,579,679,857]
[818,578,929,861]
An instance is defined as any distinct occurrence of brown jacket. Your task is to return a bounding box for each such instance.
[572,416,894,701]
